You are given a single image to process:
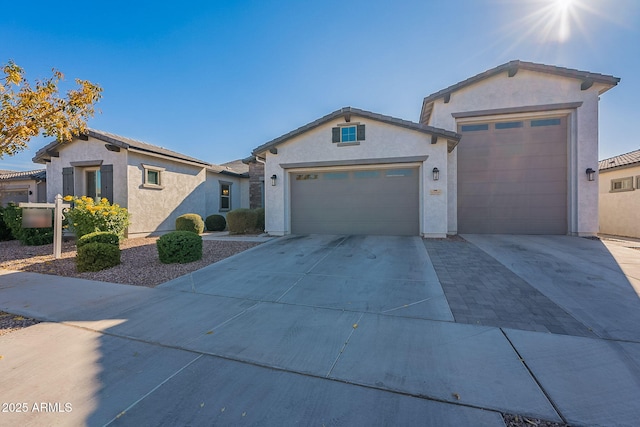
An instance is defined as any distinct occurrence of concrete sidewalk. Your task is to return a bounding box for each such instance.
[1,234,640,426]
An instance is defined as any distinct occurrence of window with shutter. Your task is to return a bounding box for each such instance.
[332,124,365,144]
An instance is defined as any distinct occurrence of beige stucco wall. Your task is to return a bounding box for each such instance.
[262,115,449,237]
[127,154,249,237]
[599,166,640,239]
[126,152,207,236]
[428,69,606,236]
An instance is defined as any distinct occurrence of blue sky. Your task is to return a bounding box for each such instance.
[1,0,638,171]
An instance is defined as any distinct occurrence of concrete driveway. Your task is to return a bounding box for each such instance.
[1,234,640,426]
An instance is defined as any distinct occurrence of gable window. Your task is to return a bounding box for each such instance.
[142,164,165,189]
[220,182,232,211]
[342,126,357,142]
[610,177,634,193]
[332,124,365,144]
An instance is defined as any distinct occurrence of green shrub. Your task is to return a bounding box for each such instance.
[77,231,119,249]
[76,242,121,272]
[255,208,265,232]
[205,214,226,232]
[1,204,53,246]
[175,213,204,234]
[64,196,129,240]
[0,207,15,241]
[226,208,259,234]
[157,231,202,264]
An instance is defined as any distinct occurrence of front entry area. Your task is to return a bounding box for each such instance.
[290,166,419,235]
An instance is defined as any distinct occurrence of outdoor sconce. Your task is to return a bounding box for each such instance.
[432,167,440,181]
[271,174,277,186]
[586,168,595,181]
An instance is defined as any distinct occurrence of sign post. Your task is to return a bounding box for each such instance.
[20,194,71,259]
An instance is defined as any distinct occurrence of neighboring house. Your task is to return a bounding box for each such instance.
[0,169,46,206]
[598,149,640,239]
[33,129,249,237]
[252,60,619,237]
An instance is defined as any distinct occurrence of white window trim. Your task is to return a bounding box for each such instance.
[220,181,232,212]
[142,164,165,189]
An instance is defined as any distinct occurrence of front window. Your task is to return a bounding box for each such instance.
[220,182,231,211]
[341,126,357,142]
[86,169,101,200]
[142,164,165,189]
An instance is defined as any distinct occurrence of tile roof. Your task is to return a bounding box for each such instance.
[420,60,620,124]
[221,159,249,175]
[0,169,46,181]
[599,149,640,171]
[252,106,461,156]
[32,129,245,177]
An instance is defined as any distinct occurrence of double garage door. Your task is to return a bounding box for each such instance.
[457,116,568,234]
[290,167,419,235]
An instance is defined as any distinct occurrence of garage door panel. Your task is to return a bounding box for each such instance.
[291,168,419,236]
[458,116,567,234]
[459,168,566,183]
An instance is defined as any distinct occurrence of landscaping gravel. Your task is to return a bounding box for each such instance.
[0,237,260,287]
[0,311,40,336]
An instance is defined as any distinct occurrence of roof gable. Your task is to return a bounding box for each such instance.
[599,149,640,171]
[252,106,461,156]
[420,60,620,124]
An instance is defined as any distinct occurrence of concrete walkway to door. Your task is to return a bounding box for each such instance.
[1,234,640,426]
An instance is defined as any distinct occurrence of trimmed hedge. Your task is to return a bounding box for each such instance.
[226,208,258,234]
[255,208,265,232]
[77,231,120,248]
[76,242,121,272]
[157,231,202,264]
[205,214,226,232]
[175,213,204,235]
[0,207,14,241]
[2,204,53,246]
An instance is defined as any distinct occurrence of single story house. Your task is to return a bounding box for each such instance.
[33,129,249,237]
[252,60,620,237]
[598,149,640,239]
[0,169,47,206]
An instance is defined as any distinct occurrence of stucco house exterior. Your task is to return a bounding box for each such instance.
[598,149,640,239]
[0,169,46,206]
[252,60,619,237]
[33,129,249,237]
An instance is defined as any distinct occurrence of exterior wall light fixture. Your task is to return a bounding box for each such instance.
[271,174,277,186]
[586,168,595,181]
[432,167,440,181]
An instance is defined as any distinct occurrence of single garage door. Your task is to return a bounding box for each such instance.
[290,167,419,235]
[457,116,567,234]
